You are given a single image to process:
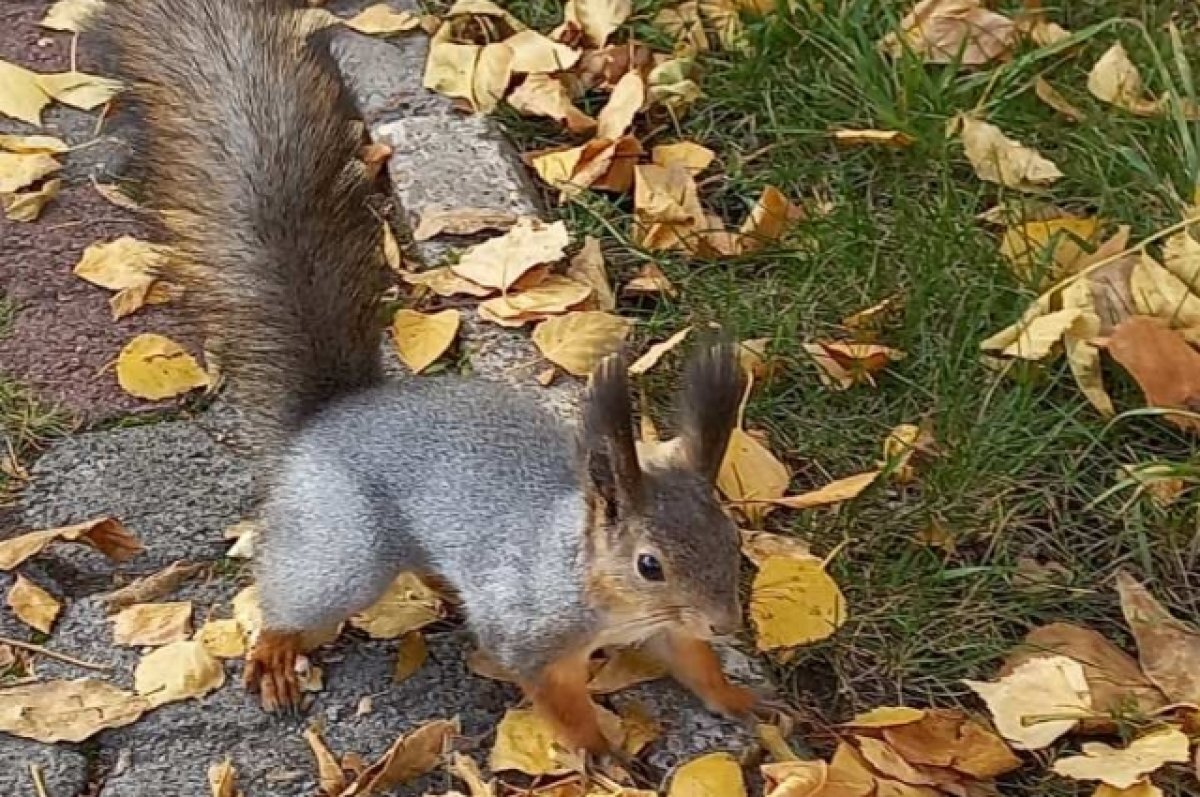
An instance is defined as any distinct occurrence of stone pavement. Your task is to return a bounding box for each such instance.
[0,2,768,794]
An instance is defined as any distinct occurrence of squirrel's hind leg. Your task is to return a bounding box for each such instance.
[521,647,610,756]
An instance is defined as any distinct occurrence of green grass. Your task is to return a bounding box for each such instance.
[496,1,1199,793]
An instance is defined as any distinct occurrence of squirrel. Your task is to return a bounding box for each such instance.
[97,0,763,755]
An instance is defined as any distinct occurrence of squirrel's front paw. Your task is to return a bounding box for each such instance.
[704,682,759,720]
[244,630,303,713]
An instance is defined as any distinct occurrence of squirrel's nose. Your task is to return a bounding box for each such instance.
[709,607,744,636]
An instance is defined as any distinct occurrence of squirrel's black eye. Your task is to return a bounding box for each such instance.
[637,554,665,582]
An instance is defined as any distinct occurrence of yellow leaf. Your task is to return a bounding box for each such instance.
[595,71,645,140]
[651,141,716,174]
[196,618,246,659]
[588,647,669,693]
[629,327,692,375]
[813,342,905,387]
[739,185,799,252]
[208,758,242,797]
[6,574,61,634]
[0,59,51,125]
[304,726,347,797]
[345,3,421,35]
[880,0,1016,65]
[393,631,428,683]
[0,151,60,194]
[452,218,569,290]
[448,751,496,797]
[489,708,573,776]
[346,718,459,794]
[750,555,847,650]
[0,517,142,570]
[411,208,515,244]
[1053,728,1190,789]
[350,572,443,639]
[3,177,61,222]
[36,71,122,110]
[116,333,210,400]
[391,309,460,374]
[424,41,481,104]
[473,42,514,114]
[762,760,826,797]
[528,143,588,190]
[111,601,193,646]
[963,655,1092,750]
[826,743,877,797]
[717,428,790,518]
[739,529,813,567]
[1087,44,1162,117]
[531,311,633,376]
[478,275,593,326]
[134,640,225,708]
[842,707,926,729]
[998,307,1082,360]
[959,115,1062,191]
[505,30,581,74]
[634,162,702,225]
[999,217,1100,285]
[566,236,615,312]
[1062,280,1113,416]
[0,678,147,743]
[1116,570,1200,704]
[1162,229,1200,289]
[73,236,171,291]
[562,0,631,48]
[832,129,915,148]
[402,267,493,298]
[1094,783,1164,797]
[0,134,68,154]
[507,75,596,134]
[1129,252,1200,329]
[667,752,747,797]
[41,0,106,32]
[1034,76,1085,122]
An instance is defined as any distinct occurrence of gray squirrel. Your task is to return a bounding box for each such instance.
[98,0,762,755]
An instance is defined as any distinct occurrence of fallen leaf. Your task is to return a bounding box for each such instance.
[769,470,879,510]
[843,707,926,729]
[576,41,655,91]
[739,186,799,252]
[393,631,428,683]
[700,0,747,52]
[881,423,937,484]
[0,59,51,125]
[750,555,847,650]
[668,751,748,797]
[505,30,581,74]
[618,699,662,756]
[828,743,880,797]
[1116,570,1200,704]
[507,75,596,133]
[832,129,915,148]
[654,2,709,57]
[757,721,800,763]
[41,0,106,32]
[814,342,905,386]
[1094,783,1165,797]
[345,718,459,795]
[856,736,941,788]
[1107,317,1200,434]
[392,309,460,374]
[762,760,827,797]
[629,327,692,375]
[6,574,61,633]
[880,709,1022,778]
[1120,463,1186,508]
[0,678,147,743]
[588,647,669,693]
[452,218,569,290]
[595,71,645,140]
[1034,76,1085,122]
[102,560,202,612]
[402,267,493,298]
[304,726,347,797]
[623,263,678,298]
[3,177,61,222]
[565,237,615,311]
[489,708,572,776]
[739,529,814,567]
[111,601,193,647]
[423,41,482,106]
[208,758,241,797]
[472,42,515,114]
[959,115,1063,191]
[717,428,790,522]
[531,311,633,376]
[449,751,496,797]
[37,71,122,110]
[999,216,1100,285]
[998,307,1084,360]
[652,141,716,174]
[73,236,171,294]
[350,572,443,639]
[345,3,421,35]
[478,275,593,326]
[736,337,781,380]
[116,333,210,400]
[562,0,632,48]
[0,151,60,194]
[0,517,143,570]
[880,0,1016,65]
[0,134,68,154]
[963,655,1092,750]
[196,618,246,659]
[1087,43,1162,117]
[134,640,225,708]
[1052,727,1190,789]
[94,181,141,210]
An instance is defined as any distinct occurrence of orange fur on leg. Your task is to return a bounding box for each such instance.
[649,630,756,718]
[244,629,303,712]
[523,648,609,756]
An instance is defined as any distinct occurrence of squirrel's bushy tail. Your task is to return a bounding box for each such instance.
[99,0,385,448]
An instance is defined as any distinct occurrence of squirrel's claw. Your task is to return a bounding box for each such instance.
[244,630,304,714]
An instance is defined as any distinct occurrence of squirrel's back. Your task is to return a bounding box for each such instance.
[98,0,386,448]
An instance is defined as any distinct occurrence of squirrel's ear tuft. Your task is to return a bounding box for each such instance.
[676,339,745,484]
[579,352,644,514]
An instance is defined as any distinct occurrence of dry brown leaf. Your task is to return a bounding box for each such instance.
[1087,44,1162,117]
[595,71,646,140]
[739,530,813,568]
[565,236,615,311]
[505,30,581,74]
[6,574,61,634]
[392,309,460,374]
[3,177,61,222]
[1116,570,1200,704]
[736,337,781,380]
[344,718,459,795]
[832,129,915,148]
[963,655,1092,750]
[196,619,246,659]
[1052,727,1190,789]
[667,751,748,797]
[1034,76,1085,122]
[0,59,51,125]
[402,267,493,299]
[808,342,905,388]
[111,601,193,647]
[0,517,143,570]
[629,327,692,375]
[717,427,790,522]
[488,708,572,776]
[0,678,147,743]
[393,631,428,683]
[531,311,632,376]
[561,0,632,48]
[1107,317,1200,434]
[750,555,847,650]
[769,470,879,510]
[350,572,443,639]
[959,115,1063,191]
[856,736,941,788]
[507,75,596,133]
[304,726,347,797]
[413,207,517,241]
[0,152,60,194]
[451,218,569,290]
[879,709,1021,779]
[208,758,241,797]
[478,275,593,326]
[345,3,421,35]
[37,71,122,110]
[102,560,202,613]
[881,423,937,484]
[739,186,799,253]
[116,333,210,400]
[449,751,496,797]
[880,0,1016,65]
[588,647,669,693]
[41,0,106,32]
[134,640,226,708]
[623,263,678,299]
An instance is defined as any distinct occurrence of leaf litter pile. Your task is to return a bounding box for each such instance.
[4,0,1200,795]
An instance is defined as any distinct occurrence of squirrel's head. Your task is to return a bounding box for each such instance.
[577,341,745,644]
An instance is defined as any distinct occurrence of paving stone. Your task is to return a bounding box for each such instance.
[0,736,90,797]
[327,27,453,124]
